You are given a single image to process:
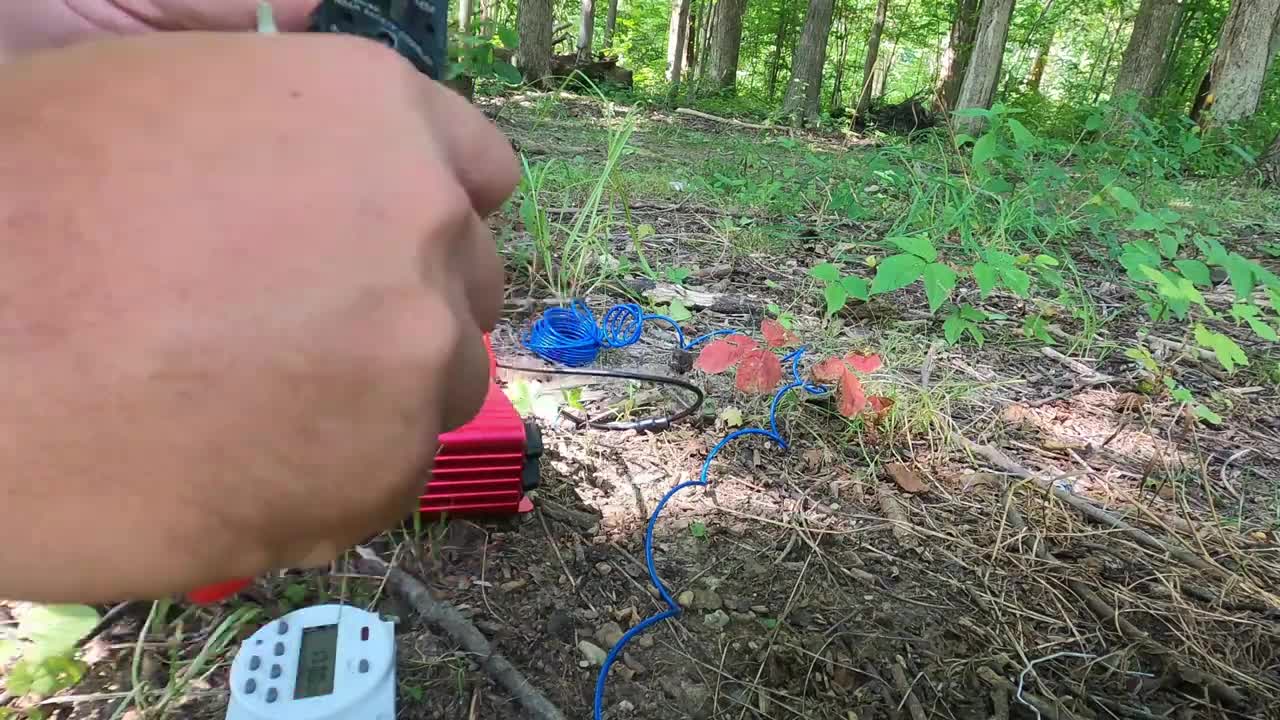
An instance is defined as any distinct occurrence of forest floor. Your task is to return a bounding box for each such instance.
[9,93,1280,720]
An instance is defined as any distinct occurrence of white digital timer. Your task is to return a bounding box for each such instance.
[226,605,396,720]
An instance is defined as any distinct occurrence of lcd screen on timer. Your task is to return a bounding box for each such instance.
[294,625,339,699]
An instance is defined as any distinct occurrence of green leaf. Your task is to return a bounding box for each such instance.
[1129,212,1164,232]
[1182,134,1202,154]
[1034,254,1059,267]
[689,521,707,539]
[1223,253,1256,299]
[1085,114,1104,131]
[809,262,841,284]
[1194,324,1249,374]
[1006,118,1035,149]
[973,262,999,297]
[1108,186,1141,213]
[1158,233,1180,259]
[1197,236,1230,266]
[982,176,1014,194]
[1174,259,1212,287]
[665,267,692,284]
[952,107,993,119]
[840,275,870,301]
[497,27,519,48]
[823,282,849,317]
[667,299,693,323]
[960,305,987,322]
[972,131,999,171]
[1124,347,1160,374]
[888,235,937,262]
[999,267,1032,297]
[967,324,986,347]
[17,605,100,661]
[1246,318,1279,342]
[0,639,18,664]
[1039,268,1065,288]
[985,250,1017,270]
[923,263,958,313]
[870,254,927,295]
[943,314,966,345]
[282,583,308,606]
[635,223,656,239]
[1193,404,1223,424]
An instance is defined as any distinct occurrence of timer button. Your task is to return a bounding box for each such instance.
[270,664,282,679]
[358,659,370,674]
[277,621,289,635]
[266,688,279,703]
[244,679,257,694]
[248,656,261,671]
[273,642,285,657]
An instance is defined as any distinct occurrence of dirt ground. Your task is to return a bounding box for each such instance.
[6,96,1280,720]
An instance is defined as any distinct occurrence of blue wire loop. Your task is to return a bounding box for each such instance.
[522,300,732,367]
[519,302,827,720]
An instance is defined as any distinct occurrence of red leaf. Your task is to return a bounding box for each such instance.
[838,370,867,417]
[867,396,895,415]
[695,335,758,374]
[761,318,798,348]
[735,349,784,394]
[812,357,848,382]
[844,353,882,374]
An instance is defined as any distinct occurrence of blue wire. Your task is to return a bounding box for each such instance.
[521,300,733,366]
[519,302,828,720]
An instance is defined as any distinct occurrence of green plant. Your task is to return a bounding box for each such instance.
[0,604,99,702]
[447,21,521,86]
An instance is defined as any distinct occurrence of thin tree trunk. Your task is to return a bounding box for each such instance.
[666,0,692,86]
[829,8,852,110]
[706,0,748,92]
[1112,0,1183,102]
[577,0,596,62]
[934,0,980,112]
[952,0,1016,134]
[1091,17,1123,103]
[1190,68,1212,121]
[604,0,619,48]
[481,0,494,22]
[766,7,792,99]
[856,0,891,120]
[1204,0,1280,123]
[781,0,837,126]
[1026,30,1052,92]
[1159,4,1195,97]
[516,0,553,86]
[459,0,475,33]
[686,3,699,80]
[877,0,915,97]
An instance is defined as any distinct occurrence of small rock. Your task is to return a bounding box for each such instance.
[703,609,731,629]
[731,611,756,623]
[618,666,636,681]
[546,610,574,642]
[595,622,625,648]
[577,641,608,666]
[499,579,526,592]
[595,562,612,576]
[750,605,769,614]
[618,699,636,713]
[677,590,695,607]
[638,635,655,648]
[622,652,646,674]
[692,588,722,611]
[474,620,502,635]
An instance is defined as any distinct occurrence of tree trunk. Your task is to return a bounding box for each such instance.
[1091,15,1123,103]
[686,3,699,80]
[459,0,475,33]
[829,9,852,110]
[1260,129,1280,186]
[766,6,792,99]
[781,0,836,126]
[604,0,619,48]
[855,0,891,121]
[577,0,596,62]
[706,0,748,92]
[1112,0,1183,102]
[666,0,692,85]
[934,0,980,112]
[1204,0,1280,123]
[516,0,553,86]
[952,0,1016,134]
[1026,31,1052,92]
[1266,7,1280,74]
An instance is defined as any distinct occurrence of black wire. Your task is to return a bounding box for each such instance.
[495,362,705,432]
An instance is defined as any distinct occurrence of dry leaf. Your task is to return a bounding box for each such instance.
[838,371,867,417]
[1113,392,1148,413]
[760,318,798,348]
[694,334,758,374]
[735,349,784,394]
[885,463,928,494]
[844,353,883,373]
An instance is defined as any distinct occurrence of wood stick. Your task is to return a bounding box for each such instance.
[674,107,775,131]
[353,547,568,720]
[889,659,928,720]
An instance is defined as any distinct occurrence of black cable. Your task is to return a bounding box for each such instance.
[495,362,705,432]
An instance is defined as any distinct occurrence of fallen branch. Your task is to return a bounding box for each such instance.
[674,107,775,131]
[1041,347,1116,380]
[889,658,927,720]
[977,666,1086,720]
[878,486,917,549]
[1001,496,1248,709]
[353,547,568,720]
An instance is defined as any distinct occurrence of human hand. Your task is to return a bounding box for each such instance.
[0,0,320,58]
[0,31,517,603]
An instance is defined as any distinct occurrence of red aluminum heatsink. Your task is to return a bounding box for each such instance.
[419,335,540,517]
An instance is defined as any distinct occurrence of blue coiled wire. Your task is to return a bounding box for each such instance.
[517,301,828,720]
[521,300,731,366]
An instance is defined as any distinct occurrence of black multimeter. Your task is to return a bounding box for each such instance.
[306,0,449,80]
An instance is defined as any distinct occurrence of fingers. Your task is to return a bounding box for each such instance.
[110,0,322,31]
[418,79,522,217]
